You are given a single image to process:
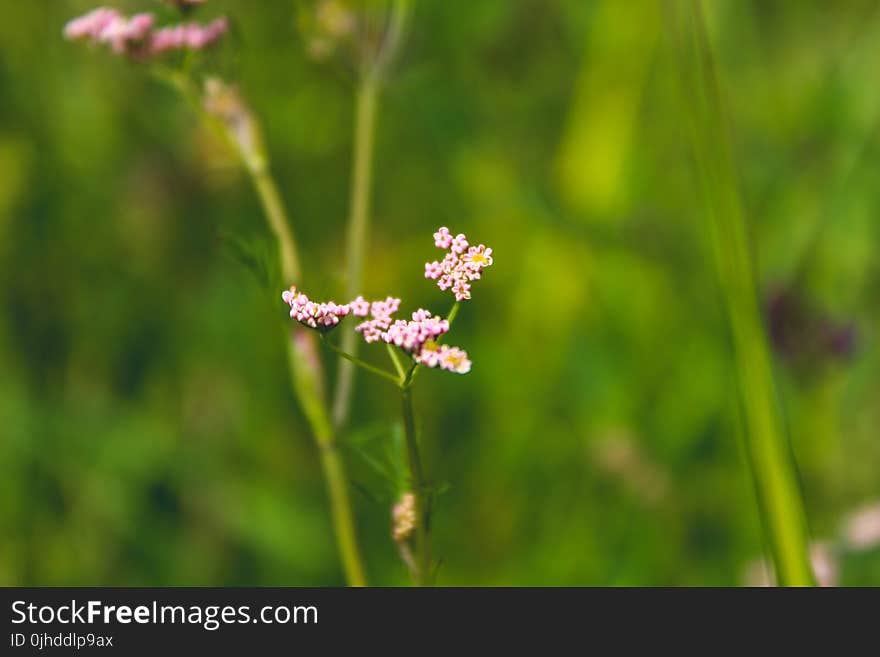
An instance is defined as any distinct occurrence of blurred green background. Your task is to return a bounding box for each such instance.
[2,0,879,586]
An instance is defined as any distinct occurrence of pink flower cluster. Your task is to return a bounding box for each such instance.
[63,7,228,58]
[352,296,402,343]
[282,286,352,331]
[280,226,492,375]
[416,344,472,374]
[354,302,471,374]
[425,227,493,301]
[64,8,154,54]
[150,17,229,54]
[384,309,450,353]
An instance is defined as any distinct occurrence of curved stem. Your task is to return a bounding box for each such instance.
[444,301,461,333]
[321,336,402,386]
[156,70,368,586]
[287,332,367,587]
[255,176,366,587]
[401,386,431,585]
[386,343,408,380]
[249,164,302,283]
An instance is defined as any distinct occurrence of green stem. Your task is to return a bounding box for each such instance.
[333,76,379,428]
[241,148,366,587]
[321,336,402,387]
[286,331,366,586]
[386,343,408,380]
[157,70,368,586]
[248,163,302,283]
[254,181,366,588]
[444,301,460,333]
[401,386,431,586]
[668,0,815,586]
[332,0,412,429]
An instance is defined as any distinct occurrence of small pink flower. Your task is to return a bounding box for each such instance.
[452,279,471,301]
[462,244,493,270]
[349,295,370,317]
[433,227,452,249]
[438,345,471,374]
[450,233,469,255]
[424,261,443,280]
[416,344,471,374]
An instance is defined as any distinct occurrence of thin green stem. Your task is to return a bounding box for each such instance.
[248,164,301,283]
[156,69,368,586]
[322,336,403,387]
[332,0,412,429]
[444,301,460,333]
[333,76,379,428]
[386,343,408,380]
[286,331,367,587]
[668,0,815,586]
[372,0,412,81]
[240,138,366,587]
[249,172,367,588]
[401,386,431,586]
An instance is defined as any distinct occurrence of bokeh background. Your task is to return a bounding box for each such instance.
[2,0,879,586]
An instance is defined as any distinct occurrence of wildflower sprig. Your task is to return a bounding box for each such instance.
[285,227,491,387]
[284,227,493,585]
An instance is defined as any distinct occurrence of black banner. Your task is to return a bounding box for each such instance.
[0,587,871,653]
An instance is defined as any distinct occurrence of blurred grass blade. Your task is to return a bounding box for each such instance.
[667,0,815,586]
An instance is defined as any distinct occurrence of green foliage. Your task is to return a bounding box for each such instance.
[1,0,879,585]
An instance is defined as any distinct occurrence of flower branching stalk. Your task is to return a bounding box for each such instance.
[285,226,491,585]
[333,0,412,429]
[320,301,460,586]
